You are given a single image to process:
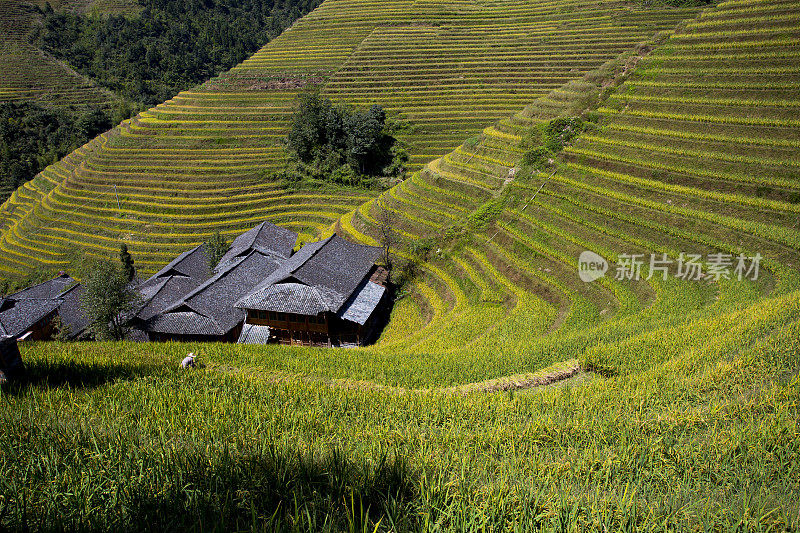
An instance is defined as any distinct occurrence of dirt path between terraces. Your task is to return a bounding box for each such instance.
[213,359,582,395]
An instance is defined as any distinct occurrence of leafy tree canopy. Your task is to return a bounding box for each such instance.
[79,258,139,340]
[281,93,408,188]
[205,231,230,270]
[38,0,325,105]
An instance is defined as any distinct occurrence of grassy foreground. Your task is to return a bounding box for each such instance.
[2,289,798,531]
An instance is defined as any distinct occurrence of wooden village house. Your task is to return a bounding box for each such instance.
[130,221,388,346]
[235,235,388,347]
[132,221,298,342]
[1,222,388,348]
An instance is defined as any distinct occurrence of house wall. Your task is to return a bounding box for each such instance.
[25,311,58,341]
[247,309,329,334]
[244,309,369,347]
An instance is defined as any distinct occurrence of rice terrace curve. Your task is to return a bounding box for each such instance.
[0,0,799,529]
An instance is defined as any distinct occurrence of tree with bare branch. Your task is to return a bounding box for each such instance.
[375,199,397,272]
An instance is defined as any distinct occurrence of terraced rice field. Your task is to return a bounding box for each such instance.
[3,0,800,528]
[0,0,119,107]
[330,0,800,380]
[0,0,699,276]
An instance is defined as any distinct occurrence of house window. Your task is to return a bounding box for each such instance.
[277,313,286,321]
[268,311,278,321]
[258,311,267,320]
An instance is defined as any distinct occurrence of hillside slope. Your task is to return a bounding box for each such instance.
[0,0,699,275]
[328,0,800,381]
[0,0,120,108]
[27,0,140,15]
[2,0,799,527]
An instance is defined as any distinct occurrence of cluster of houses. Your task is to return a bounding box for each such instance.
[0,222,390,349]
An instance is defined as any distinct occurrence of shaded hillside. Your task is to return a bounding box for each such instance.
[0,0,120,108]
[0,0,321,205]
[39,0,325,105]
[27,0,141,15]
[0,0,129,203]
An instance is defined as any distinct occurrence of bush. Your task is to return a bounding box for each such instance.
[80,258,140,341]
[408,237,437,262]
[544,116,585,152]
[205,231,230,270]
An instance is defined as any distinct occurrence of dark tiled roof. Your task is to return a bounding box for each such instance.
[292,236,381,308]
[56,284,90,339]
[10,273,75,300]
[237,323,272,344]
[126,328,149,342]
[0,274,92,339]
[149,251,282,336]
[0,298,60,338]
[146,311,224,336]
[216,222,297,271]
[236,235,382,316]
[237,282,330,315]
[338,281,386,325]
[136,275,207,321]
[149,244,211,280]
[135,245,213,321]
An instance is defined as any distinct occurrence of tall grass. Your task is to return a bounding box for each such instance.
[1,293,798,531]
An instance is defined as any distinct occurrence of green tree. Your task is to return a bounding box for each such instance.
[205,231,230,270]
[119,244,136,282]
[80,258,138,340]
[75,108,113,139]
[284,94,406,187]
[51,315,72,342]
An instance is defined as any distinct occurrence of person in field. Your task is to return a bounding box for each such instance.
[180,353,196,369]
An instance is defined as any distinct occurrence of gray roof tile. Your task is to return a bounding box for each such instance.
[146,311,224,336]
[148,244,211,280]
[10,273,75,300]
[56,284,90,339]
[236,235,382,316]
[149,251,282,336]
[237,323,272,344]
[0,275,91,339]
[216,221,297,271]
[237,282,330,315]
[338,281,386,325]
[136,244,213,321]
[0,298,60,338]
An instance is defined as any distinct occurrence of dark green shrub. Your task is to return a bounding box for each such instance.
[522,147,553,170]
[283,93,407,189]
